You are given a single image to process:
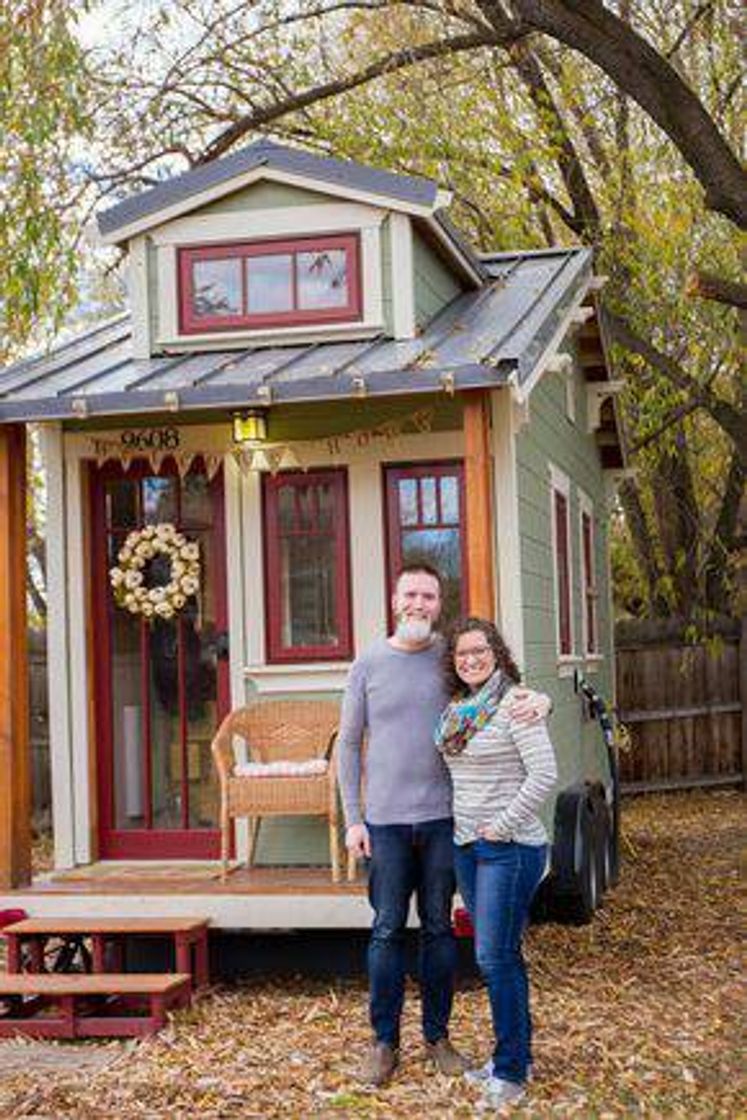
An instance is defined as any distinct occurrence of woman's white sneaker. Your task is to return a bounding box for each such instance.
[464,1057,494,1084]
[481,1076,526,1110]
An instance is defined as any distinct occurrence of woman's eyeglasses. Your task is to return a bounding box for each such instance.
[455,645,492,663]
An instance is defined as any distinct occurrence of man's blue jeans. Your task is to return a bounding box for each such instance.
[367,819,457,1046]
[454,838,547,1084]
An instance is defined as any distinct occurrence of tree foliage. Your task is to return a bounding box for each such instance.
[0,0,94,361]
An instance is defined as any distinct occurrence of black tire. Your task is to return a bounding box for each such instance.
[544,784,603,925]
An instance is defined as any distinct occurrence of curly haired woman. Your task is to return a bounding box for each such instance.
[435,617,557,1111]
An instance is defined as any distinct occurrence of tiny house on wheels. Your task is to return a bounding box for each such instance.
[0,141,625,932]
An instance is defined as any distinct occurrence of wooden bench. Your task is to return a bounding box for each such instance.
[0,972,191,1038]
[2,918,210,988]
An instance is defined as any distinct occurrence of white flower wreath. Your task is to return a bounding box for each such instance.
[109,522,200,621]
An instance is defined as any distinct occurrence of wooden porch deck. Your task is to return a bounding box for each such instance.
[0,864,370,930]
[26,863,368,896]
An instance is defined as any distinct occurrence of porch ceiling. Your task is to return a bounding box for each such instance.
[0,249,593,425]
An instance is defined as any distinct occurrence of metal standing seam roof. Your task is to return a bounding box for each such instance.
[0,249,594,424]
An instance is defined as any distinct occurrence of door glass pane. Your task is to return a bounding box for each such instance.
[246,254,293,314]
[280,535,338,647]
[143,476,178,523]
[182,472,211,527]
[440,476,459,524]
[317,483,334,530]
[421,477,438,525]
[398,478,418,525]
[186,534,218,827]
[277,485,295,531]
[192,257,242,318]
[401,527,462,630]
[297,249,349,309]
[111,610,145,830]
[297,484,315,531]
[148,619,182,829]
[106,480,138,528]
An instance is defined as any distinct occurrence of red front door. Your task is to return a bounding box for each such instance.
[91,458,230,858]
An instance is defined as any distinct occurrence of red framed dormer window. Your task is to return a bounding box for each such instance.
[263,469,353,663]
[179,234,361,333]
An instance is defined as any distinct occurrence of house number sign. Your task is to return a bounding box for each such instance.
[119,427,181,451]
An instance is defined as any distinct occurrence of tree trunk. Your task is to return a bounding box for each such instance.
[618,476,669,616]
[650,436,700,618]
[703,451,746,614]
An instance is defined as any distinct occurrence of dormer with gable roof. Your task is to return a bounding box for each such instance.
[98,140,486,359]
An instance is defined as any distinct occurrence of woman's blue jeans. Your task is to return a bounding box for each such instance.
[367,819,457,1046]
[454,838,547,1084]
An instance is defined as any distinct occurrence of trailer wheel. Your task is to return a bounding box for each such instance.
[545,785,603,924]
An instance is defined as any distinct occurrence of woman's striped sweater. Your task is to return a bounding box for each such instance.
[443,686,558,846]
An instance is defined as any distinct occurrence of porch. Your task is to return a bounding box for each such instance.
[0,863,370,930]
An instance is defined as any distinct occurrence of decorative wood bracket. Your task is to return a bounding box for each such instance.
[587,380,626,432]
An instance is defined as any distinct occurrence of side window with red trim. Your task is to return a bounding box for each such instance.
[263,469,353,662]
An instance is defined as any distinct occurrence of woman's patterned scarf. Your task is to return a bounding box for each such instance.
[435,670,512,756]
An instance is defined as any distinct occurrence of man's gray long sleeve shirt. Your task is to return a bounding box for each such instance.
[337,637,452,827]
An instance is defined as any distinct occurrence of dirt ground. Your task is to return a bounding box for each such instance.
[1,790,744,1118]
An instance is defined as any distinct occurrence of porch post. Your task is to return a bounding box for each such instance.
[0,424,31,888]
[462,390,496,619]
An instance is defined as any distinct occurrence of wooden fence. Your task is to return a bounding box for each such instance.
[615,617,746,794]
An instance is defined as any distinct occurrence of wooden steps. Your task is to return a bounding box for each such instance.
[0,972,191,1038]
[2,916,210,987]
[0,915,211,1038]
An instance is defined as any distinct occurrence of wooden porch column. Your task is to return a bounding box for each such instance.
[463,390,496,619]
[0,424,31,888]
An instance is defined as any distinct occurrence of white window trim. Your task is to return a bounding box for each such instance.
[549,463,575,667]
[578,488,602,660]
[153,205,384,348]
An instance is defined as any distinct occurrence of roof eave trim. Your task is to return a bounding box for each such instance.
[0,362,515,424]
[98,165,442,246]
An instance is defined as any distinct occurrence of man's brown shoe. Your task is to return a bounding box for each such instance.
[359,1041,399,1087]
[425,1037,470,1076]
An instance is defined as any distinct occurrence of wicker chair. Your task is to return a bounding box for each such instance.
[210,700,344,882]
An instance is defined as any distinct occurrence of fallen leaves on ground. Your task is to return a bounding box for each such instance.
[2,791,744,1118]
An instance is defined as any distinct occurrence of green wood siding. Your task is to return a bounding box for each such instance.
[199,180,333,214]
[413,231,462,328]
[515,356,615,828]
